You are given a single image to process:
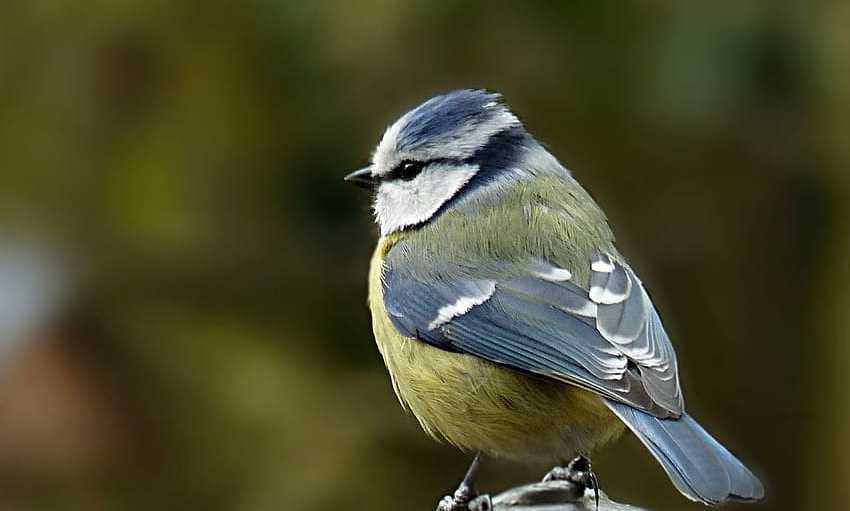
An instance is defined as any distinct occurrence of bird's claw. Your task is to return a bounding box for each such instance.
[542,455,600,509]
[437,454,484,511]
[436,482,479,511]
[542,466,571,483]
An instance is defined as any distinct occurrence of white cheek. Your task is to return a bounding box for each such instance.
[374,163,479,235]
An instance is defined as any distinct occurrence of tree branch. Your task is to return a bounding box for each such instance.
[467,479,650,511]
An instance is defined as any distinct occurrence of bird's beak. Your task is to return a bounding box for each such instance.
[344,166,376,189]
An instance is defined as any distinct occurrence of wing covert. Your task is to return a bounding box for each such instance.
[381,241,684,417]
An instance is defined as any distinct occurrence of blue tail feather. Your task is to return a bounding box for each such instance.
[606,401,764,505]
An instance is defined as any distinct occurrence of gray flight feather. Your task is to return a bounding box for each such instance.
[607,401,764,505]
[590,253,683,412]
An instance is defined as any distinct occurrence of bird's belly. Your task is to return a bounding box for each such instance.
[368,245,622,462]
[380,334,622,462]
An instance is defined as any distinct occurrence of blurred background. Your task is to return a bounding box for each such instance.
[0,1,847,510]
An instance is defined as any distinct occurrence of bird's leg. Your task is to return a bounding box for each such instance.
[542,454,600,509]
[436,454,483,511]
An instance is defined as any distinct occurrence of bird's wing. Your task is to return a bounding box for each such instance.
[382,242,683,418]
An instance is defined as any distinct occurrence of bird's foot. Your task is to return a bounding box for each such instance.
[436,483,480,511]
[436,454,485,511]
[542,455,600,509]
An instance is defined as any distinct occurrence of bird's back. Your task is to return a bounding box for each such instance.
[406,172,618,289]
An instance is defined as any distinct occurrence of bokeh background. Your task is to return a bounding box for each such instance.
[0,2,848,510]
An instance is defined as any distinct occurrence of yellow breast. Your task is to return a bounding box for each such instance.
[367,237,623,462]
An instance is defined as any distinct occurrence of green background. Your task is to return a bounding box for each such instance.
[0,2,848,510]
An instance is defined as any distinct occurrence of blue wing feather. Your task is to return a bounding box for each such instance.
[381,245,676,417]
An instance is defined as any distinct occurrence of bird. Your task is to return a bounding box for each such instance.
[345,89,763,509]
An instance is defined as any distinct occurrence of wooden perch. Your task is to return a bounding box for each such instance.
[465,479,650,511]
[440,455,649,511]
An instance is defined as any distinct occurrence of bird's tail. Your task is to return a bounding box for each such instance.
[606,401,764,505]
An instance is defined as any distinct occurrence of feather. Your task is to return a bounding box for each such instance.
[607,401,764,504]
[382,242,681,417]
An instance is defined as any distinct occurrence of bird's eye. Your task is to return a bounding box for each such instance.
[396,160,425,181]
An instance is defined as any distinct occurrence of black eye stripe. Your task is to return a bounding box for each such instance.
[385,157,465,182]
[396,160,424,180]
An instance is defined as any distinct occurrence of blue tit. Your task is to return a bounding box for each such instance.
[345,90,763,507]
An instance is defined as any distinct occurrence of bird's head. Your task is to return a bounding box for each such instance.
[346,89,565,236]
